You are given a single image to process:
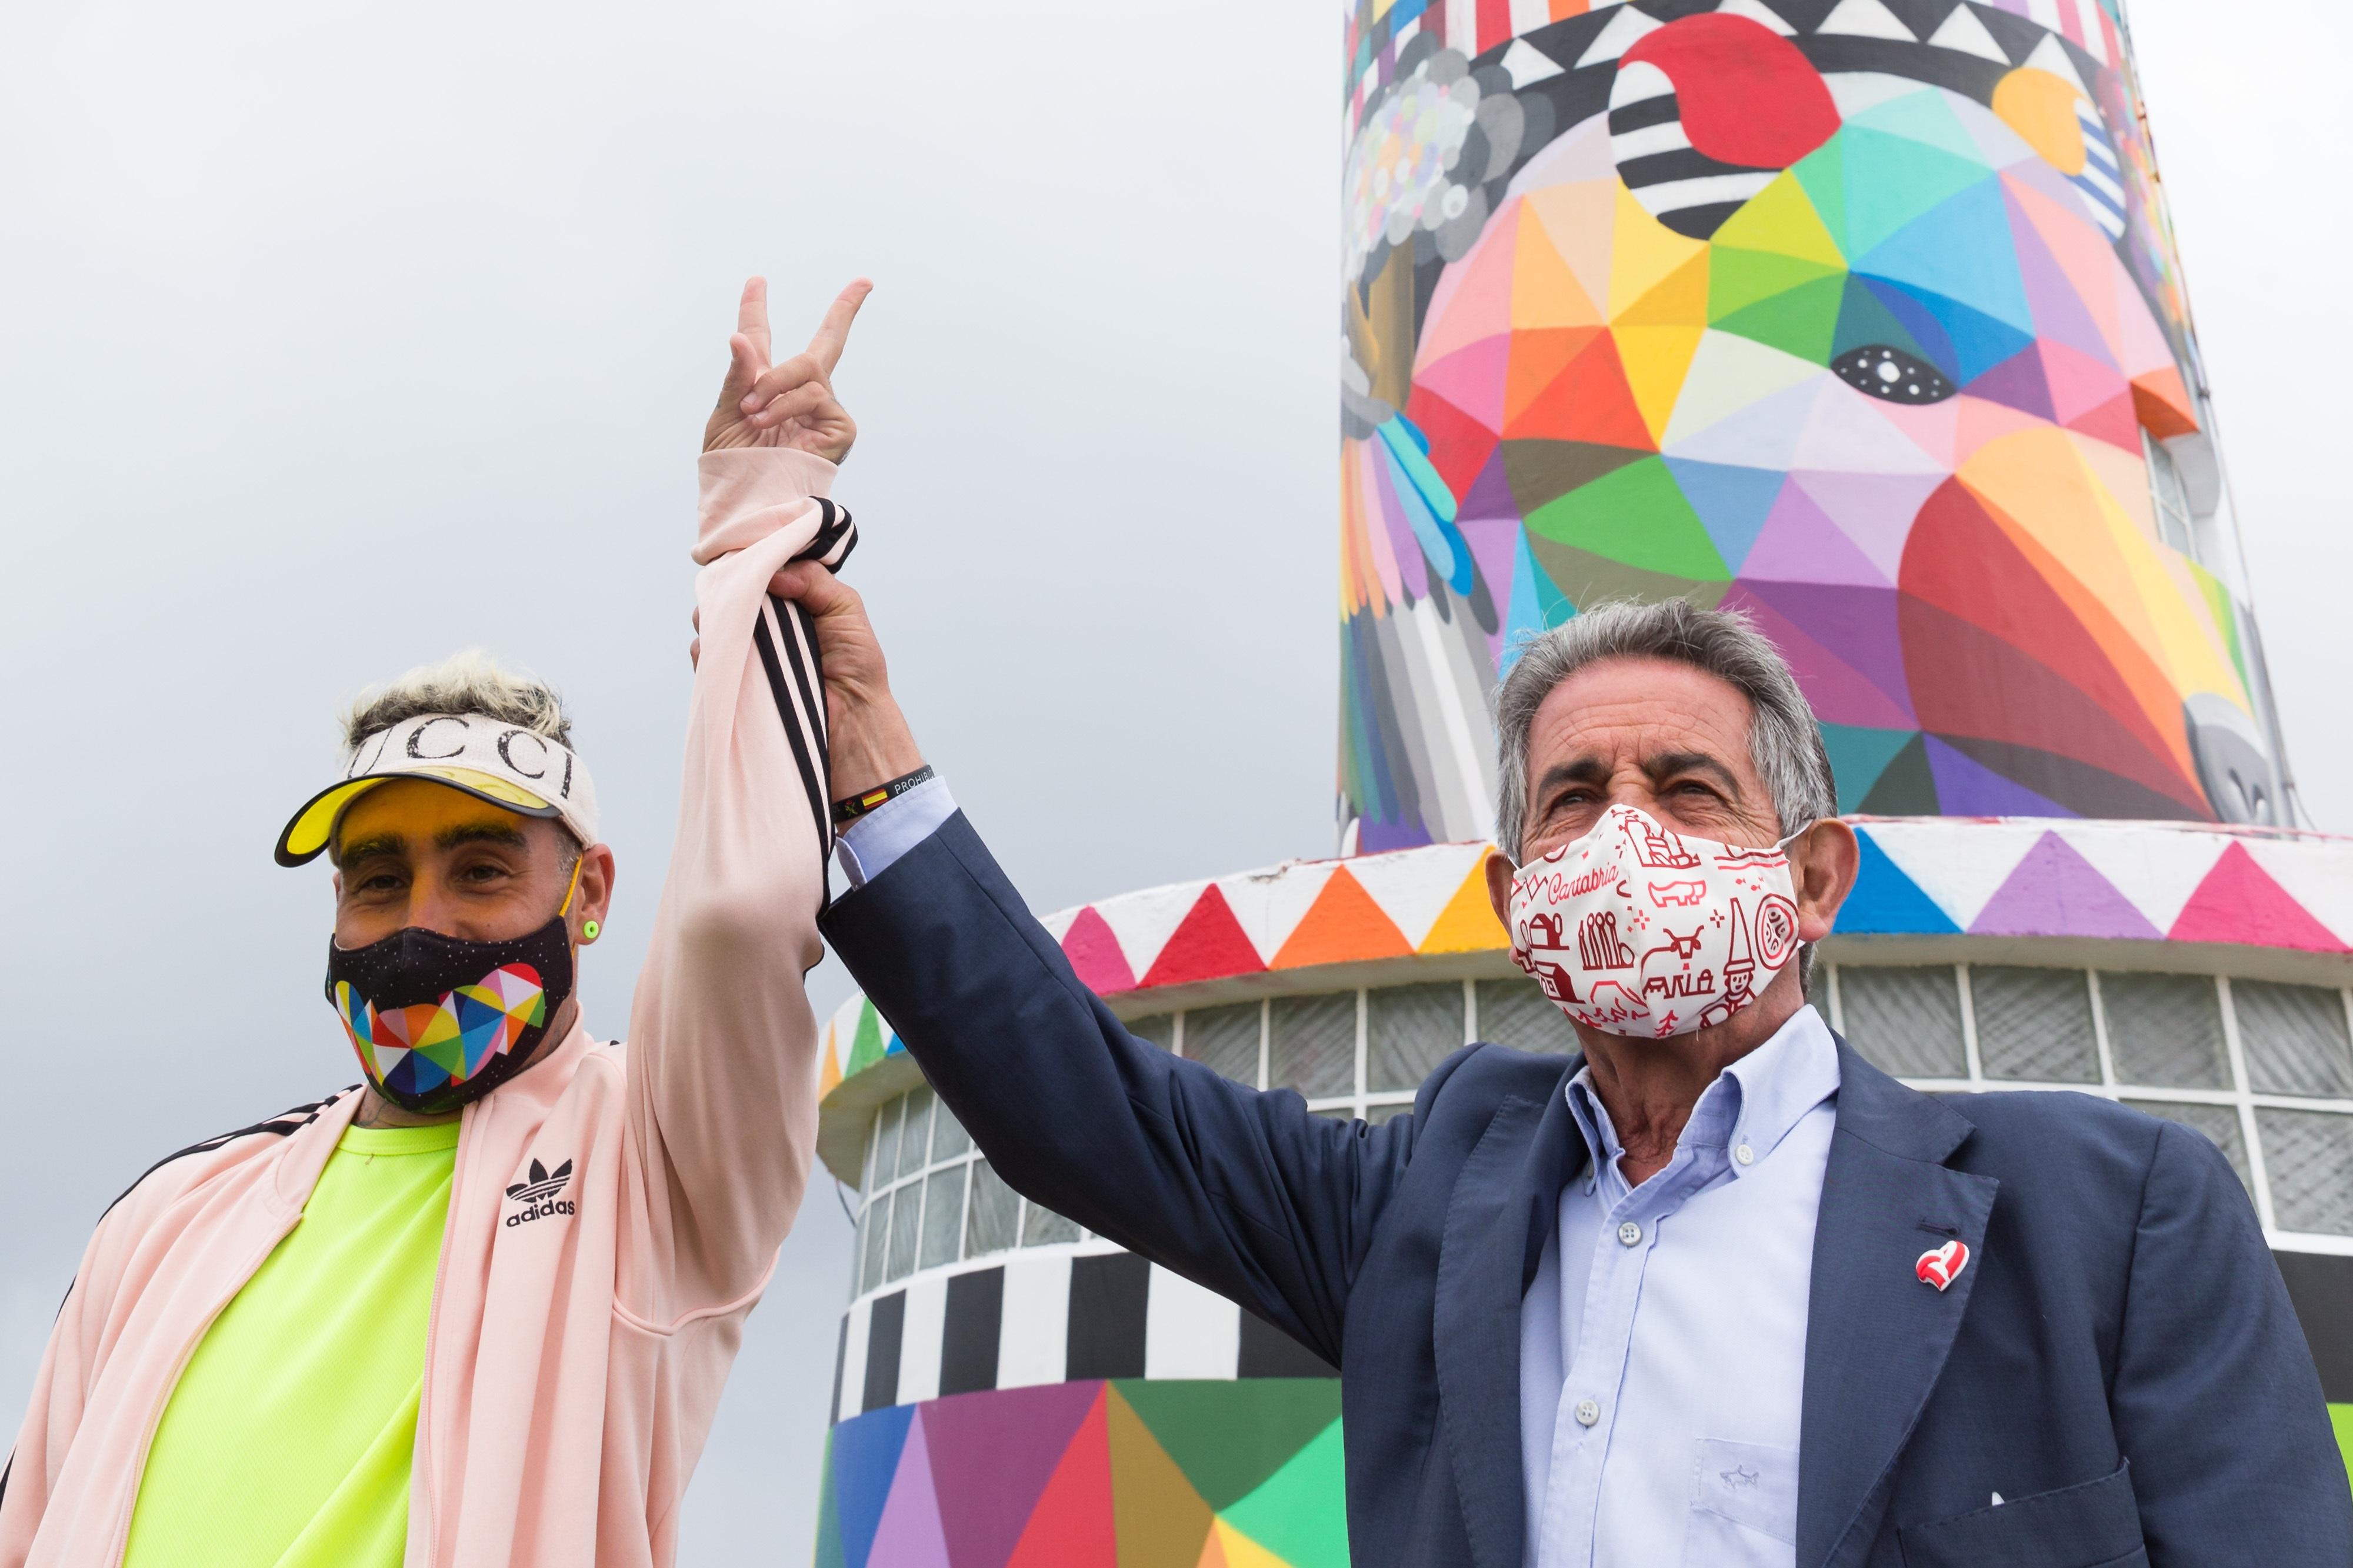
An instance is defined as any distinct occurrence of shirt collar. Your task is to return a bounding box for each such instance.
[1564,1004,1841,1187]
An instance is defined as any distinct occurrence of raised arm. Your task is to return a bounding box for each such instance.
[825,810,1428,1363]
[775,566,1424,1365]
[617,278,869,1321]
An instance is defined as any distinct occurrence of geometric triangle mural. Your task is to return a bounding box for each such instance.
[1338,0,2287,853]
[1113,1380,1344,1513]
[1005,1390,1116,1568]
[819,821,2353,1092]
[820,1405,913,1568]
[819,1384,1347,1568]
[1968,830,2162,939]
[2169,843,2351,954]
[1833,829,1962,936]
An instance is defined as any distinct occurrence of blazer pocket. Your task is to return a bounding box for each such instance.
[1899,1460,2147,1568]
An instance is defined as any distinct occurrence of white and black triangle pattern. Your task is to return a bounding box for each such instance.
[832,1247,1335,1424]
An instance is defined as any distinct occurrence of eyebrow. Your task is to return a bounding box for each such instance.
[334,822,531,866]
[1532,756,1612,803]
[335,832,406,866]
[436,822,532,853]
[1645,750,1745,798]
[1531,750,1747,805]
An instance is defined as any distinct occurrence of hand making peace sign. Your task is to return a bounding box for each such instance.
[703,275,871,462]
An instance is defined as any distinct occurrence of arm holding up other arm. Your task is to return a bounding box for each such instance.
[619,278,873,1322]
[768,571,1431,1366]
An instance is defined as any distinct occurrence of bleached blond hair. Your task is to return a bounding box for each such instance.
[341,649,574,754]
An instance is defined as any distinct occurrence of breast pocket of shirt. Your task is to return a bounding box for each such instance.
[1897,1461,2147,1568]
[1683,1438,1798,1566]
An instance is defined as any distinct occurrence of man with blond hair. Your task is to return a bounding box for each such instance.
[0,278,869,1568]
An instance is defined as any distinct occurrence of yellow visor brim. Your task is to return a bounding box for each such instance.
[274,767,559,867]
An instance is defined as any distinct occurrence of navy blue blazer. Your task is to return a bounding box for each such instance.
[822,813,2353,1566]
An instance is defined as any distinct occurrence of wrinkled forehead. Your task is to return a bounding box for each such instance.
[1525,656,1759,779]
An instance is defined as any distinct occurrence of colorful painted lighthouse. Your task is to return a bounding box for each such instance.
[809,4,2353,1563]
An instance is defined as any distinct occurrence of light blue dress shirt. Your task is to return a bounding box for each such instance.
[834,776,956,888]
[1519,1005,1841,1567]
[839,782,1841,1566]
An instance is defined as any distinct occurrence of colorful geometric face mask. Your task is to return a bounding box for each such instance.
[326,916,574,1115]
[1508,805,1805,1040]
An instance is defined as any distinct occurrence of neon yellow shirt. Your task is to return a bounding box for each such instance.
[124,1120,458,1568]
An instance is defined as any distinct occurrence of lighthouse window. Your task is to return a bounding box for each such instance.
[2235,981,2353,1098]
[1477,977,1578,1056]
[858,1201,887,1296]
[1972,966,2099,1083]
[885,1185,921,1283]
[1187,1003,1265,1087]
[921,1166,968,1271]
[965,1160,1020,1257]
[871,1095,903,1190]
[2100,972,2231,1089]
[1020,1201,1081,1249]
[2255,1110,2353,1237]
[1271,992,1358,1100]
[2122,1100,2251,1192]
[898,1086,937,1179]
[1369,983,1467,1092]
[2144,429,2195,555]
[1835,966,1966,1080]
[929,1099,972,1162]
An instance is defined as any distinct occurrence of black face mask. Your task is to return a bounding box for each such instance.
[325,918,575,1115]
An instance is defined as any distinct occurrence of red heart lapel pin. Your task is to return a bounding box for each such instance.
[1916,1240,1970,1292]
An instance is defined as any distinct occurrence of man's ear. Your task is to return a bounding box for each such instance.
[571,845,618,943]
[1484,847,1517,933]
[1791,819,1859,944]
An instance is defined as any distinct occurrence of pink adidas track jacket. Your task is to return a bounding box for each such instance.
[0,448,847,1567]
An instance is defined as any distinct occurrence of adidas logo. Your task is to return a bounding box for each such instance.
[504,1157,576,1226]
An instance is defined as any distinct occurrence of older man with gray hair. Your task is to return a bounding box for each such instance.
[801,586,2352,1567]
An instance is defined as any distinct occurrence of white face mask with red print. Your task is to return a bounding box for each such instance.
[1508,804,1807,1039]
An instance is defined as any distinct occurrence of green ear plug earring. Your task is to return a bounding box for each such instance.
[582,920,601,942]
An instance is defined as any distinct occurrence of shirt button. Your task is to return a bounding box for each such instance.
[1617,1220,1642,1247]
[1735,1142,1755,1166]
[1574,1398,1601,1427]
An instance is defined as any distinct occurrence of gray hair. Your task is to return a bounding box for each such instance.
[342,649,574,753]
[1493,599,1836,862]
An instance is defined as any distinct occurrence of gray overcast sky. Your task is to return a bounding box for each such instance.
[0,1,2343,1560]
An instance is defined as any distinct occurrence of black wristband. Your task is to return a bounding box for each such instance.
[831,765,936,826]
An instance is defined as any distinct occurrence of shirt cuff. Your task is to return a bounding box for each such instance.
[835,777,956,889]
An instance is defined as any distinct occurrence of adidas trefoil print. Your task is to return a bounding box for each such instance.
[504,1158,575,1226]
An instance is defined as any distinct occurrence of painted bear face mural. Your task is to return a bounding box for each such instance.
[1338,0,2289,853]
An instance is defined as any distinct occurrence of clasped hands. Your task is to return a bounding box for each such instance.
[695,277,926,811]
